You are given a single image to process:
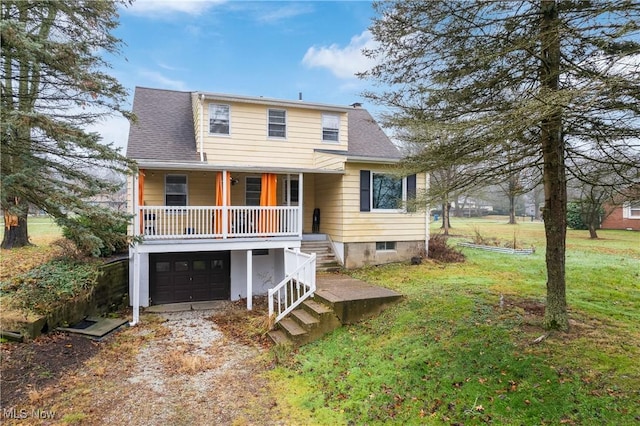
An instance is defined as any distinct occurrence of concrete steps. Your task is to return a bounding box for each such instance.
[300,237,342,272]
[267,298,341,347]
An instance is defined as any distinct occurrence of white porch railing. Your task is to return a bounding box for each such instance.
[268,249,316,325]
[138,205,300,240]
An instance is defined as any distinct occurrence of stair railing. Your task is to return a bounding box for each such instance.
[268,249,316,325]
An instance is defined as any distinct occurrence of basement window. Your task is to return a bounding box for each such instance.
[376,241,396,251]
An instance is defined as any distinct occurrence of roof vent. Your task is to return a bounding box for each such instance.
[299,92,303,101]
[351,102,362,108]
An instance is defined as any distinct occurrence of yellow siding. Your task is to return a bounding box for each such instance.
[314,173,344,240]
[140,170,215,206]
[200,101,348,169]
[339,163,427,243]
[314,152,346,170]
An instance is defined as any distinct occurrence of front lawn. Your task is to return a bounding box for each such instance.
[269,218,640,424]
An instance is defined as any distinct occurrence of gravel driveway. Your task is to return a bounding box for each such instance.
[2,302,285,425]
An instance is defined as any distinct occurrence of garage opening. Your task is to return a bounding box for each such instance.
[150,251,230,305]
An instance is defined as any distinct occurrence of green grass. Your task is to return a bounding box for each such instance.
[269,217,640,425]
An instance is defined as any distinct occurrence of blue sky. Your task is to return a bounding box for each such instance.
[97,0,382,152]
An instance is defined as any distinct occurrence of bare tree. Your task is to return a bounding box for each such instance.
[361,0,640,330]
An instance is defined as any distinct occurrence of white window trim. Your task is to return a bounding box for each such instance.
[209,103,231,136]
[371,172,406,213]
[321,113,340,143]
[164,174,188,211]
[282,178,299,206]
[267,108,287,139]
[623,201,640,219]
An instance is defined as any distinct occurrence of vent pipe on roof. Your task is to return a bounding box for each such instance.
[299,92,303,101]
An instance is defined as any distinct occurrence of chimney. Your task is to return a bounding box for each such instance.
[350,102,362,108]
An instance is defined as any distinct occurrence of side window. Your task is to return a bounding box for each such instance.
[268,109,286,138]
[165,175,187,206]
[209,104,230,135]
[322,113,339,142]
[283,179,299,204]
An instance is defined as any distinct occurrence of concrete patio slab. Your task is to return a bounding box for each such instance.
[144,300,230,313]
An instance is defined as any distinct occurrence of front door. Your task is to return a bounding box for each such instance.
[150,251,231,305]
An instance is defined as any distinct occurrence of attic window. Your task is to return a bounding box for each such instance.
[209,104,230,135]
[322,113,339,142]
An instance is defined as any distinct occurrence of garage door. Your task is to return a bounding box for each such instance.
[150,251,230,305]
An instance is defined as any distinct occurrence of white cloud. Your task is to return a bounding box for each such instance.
[302,30,378,79]
[138,70,189,91]
[125,0,224,17]
[254,3,314,24]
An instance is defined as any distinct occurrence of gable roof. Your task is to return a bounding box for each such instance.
[345,107,401,160]
[126,87,401,163]
[126,87,199,162]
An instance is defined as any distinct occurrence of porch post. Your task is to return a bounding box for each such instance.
[133,173,140,236]
[130,246,140,326]
[222,170,229,239]
[246,250,253,310]
[298,172,303,237]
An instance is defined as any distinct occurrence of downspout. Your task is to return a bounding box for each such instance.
[200,94,205,162]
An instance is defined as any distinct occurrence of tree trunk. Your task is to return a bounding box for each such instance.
[441,201,450,235]
[508,193,517,224]
[1,198,30,249]
[588,223,598,239]
[540,0,568,331]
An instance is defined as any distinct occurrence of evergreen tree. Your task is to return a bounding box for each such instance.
[1,1,135,254]
[361,0,640,330]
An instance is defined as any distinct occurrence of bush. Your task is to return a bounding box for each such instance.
[567,202,588,230]
[428,234,466,263]
[0,259,100,315]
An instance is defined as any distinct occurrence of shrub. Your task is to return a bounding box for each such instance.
[1,259,100,315]
[428,234,466,263]
[567,202,588,230]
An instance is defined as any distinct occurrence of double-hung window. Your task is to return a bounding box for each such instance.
[165,175,187,207]
[623,201,640,219]
[283,179,299,205]
[322,113,339,142]
[246,177,262,206]
[209,104,230,135]
[268,109,286,138]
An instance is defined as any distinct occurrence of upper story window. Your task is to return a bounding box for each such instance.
[322,113,340,142]
[165,175,187,206]
[268,109,286,138]
[209,104,230,135]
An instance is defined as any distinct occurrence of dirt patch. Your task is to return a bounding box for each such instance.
[1,331,103,409]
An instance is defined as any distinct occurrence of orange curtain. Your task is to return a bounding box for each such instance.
[259,173,278,233]
[215,172,231,234]
[138,169,145,231]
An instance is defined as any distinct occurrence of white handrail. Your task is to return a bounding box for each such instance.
[268,249,316,325]
[138,205,300,240]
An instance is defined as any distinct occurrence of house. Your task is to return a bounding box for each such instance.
[126,87,428,324]
[601,201,640,231]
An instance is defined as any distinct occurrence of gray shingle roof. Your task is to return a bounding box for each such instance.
[126,87,199,161]
[345,107,401,160]
[126,87,400,163]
